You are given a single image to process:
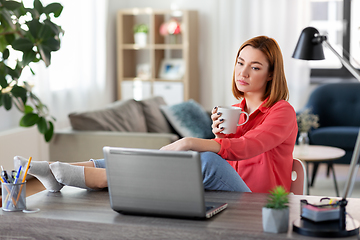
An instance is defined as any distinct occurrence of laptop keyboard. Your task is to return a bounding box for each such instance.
[206,206,214,211]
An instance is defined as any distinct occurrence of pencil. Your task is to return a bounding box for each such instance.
[22,156,32,183]
[15,156,32,205]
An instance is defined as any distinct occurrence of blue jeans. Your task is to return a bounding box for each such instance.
[92,151,251,192]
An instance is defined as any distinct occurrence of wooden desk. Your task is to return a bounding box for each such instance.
[293,145,346,196]
[0,187,359,239]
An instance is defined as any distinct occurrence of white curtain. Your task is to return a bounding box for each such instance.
[211,0,311,111]
[22,0,110,129]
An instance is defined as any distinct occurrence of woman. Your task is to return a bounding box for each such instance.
[15,36,297,193]
[160,36,298,193]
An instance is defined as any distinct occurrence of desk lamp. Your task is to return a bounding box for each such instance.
[292,26,360,81]
[292,27,360,237]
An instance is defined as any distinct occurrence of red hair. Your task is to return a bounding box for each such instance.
[231,36,289,107]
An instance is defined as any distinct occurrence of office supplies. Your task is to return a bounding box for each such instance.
[21,157,32,183]
[14,166,22,184]
[1,172,18,207]
[103,146,228,219]
[293,129,360,237]
[15,157,32,206]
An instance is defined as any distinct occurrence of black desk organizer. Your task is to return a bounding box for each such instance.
[293,198,360,238]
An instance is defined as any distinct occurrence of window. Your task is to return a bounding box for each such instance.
[310,0,360,78]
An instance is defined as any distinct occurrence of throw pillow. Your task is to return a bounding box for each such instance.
[68,99,147,132]
[160,100,214,139]
[139,96,173,133]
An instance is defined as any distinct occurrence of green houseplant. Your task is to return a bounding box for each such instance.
[133,24,148,46]
[0,0,64,142]
[133,23,148,34]
[262,186,290,233]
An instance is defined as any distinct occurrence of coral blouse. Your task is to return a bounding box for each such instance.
[213,98,298,193]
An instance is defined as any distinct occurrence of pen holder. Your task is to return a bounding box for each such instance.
[1,181,26,211]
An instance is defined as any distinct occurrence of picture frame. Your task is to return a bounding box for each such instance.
[159,59,185,80]
[136,63,151,79]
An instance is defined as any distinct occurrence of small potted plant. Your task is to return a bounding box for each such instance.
[296,108,319,148]
[262,186,290,233]
[133,24,148,46]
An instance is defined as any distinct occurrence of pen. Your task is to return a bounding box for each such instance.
[1,166,10,183]
[14,166,22,184]
[1,175,8,183]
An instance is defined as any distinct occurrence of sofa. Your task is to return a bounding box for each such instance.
[300,82,360,185]
[49,96,214,162]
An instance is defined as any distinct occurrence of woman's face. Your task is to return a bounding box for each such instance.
[234,46,271,97]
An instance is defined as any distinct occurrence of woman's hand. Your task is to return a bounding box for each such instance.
[160,137,221,153]
[160,138,191,151]
[211,106,226,138]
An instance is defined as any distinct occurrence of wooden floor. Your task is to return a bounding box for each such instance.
[309,163,360,198]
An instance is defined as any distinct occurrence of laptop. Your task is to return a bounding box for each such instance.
[103,146,228,219]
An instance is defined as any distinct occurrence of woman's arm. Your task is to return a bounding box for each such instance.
[160,137,221,153]
[161,106,225,152]
[215,101,298,161]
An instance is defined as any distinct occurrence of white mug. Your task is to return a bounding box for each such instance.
[217,106,249,134]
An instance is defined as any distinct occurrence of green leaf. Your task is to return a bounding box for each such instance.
[4,34,16,45]
[0,75,8,88]
[12,38,34,52]
[34,0,44,15]
[26,19,42,39]
[44,19,63,36]
[37,23,53,40]
[44,121,54,142]
[2,93,12,110]
[11,85,27,104]
[37,116,48,134]
[2,48,10,59]
[24,105,34,113]
[19,112,39,127]
[38,44,51,67]
[22,50,37,66]
[43,38,60,51]
[2,1,22,10]
[44,3,63,17]
[0,92,2,107]
[25,8,40,20]
[0,8,16,29]
[6,65,20,79]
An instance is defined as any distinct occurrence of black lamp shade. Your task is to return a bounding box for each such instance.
[292,27,325,60]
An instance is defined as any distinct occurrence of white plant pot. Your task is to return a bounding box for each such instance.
[134,32,147,46]
[262,207,289,233]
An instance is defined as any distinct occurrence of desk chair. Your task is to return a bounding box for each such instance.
[291,158,307,195]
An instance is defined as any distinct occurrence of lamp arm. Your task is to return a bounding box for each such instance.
[323,40,360,82]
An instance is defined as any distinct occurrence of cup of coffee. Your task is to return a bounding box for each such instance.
[217,106,249,134]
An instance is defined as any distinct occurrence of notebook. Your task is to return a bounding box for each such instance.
[103,146,228,219]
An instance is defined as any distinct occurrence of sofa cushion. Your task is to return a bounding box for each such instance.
[160,100,214,139]
[309,126,359,150]
[69,99,147,132]
[139,96,173,133]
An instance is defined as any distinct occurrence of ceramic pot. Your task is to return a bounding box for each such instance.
[262,207,289,233]
[134,32,147,46]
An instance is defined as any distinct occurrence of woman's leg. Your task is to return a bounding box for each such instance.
[14,156,107,191]
[50,159,107,190]
[200,152,251,192]
[14,156,63,192]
